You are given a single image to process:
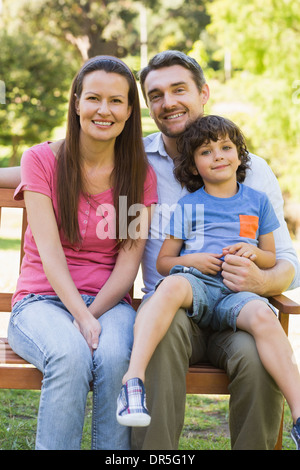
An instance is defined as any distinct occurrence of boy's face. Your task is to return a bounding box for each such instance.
[144,65,209,138]
[193,136,241,190]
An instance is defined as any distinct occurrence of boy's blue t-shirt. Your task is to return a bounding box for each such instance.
[165,183,280,256]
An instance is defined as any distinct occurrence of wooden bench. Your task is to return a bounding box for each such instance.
[1,186,300,449]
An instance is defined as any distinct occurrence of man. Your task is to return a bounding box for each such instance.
[131,50,300,450]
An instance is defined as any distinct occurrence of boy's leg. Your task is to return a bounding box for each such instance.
[237,299,300,423]
[124,275,193,384]
[117,275,194,428]
[131,307,209,449]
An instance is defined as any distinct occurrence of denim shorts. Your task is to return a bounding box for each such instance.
[157,265,276,332]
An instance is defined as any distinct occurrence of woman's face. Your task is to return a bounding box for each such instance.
[75,70,132,145]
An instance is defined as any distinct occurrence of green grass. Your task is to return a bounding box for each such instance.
[0,238,21,250]
[141,108,158,136]
[180,395,295,451]
[0,390,295,450]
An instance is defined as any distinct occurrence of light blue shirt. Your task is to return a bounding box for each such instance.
[141,132,300,297]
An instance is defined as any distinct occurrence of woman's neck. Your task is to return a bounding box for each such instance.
[79,134,115,195]
[79,134,115,167]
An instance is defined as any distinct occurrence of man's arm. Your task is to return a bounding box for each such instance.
[0,167,21,188]
[236,154,300,293]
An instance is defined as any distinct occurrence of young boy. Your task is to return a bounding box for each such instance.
[116,115,300,449]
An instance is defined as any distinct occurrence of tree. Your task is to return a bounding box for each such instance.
[0,31,76,165]
[146,0,211,55]
[206,0,300,200]
[21,0,160,62]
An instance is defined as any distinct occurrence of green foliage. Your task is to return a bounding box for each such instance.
[208,0,300,77]
[206,0,300,202]
[0,30,76,164]
[0,0,299,202]
[146,0,211,54]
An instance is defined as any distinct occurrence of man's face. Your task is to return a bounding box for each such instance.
[144,65,209,138]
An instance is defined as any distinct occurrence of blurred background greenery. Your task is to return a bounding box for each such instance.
[0,0,300,234]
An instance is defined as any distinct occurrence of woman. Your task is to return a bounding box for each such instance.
[7,56,157,450]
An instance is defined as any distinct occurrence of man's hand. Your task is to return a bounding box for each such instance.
[221,253,266,294]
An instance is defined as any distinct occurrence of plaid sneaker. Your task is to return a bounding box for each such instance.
[291,417,300,450]
[116,377,151,427]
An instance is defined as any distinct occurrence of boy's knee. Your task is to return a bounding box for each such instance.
[247,303,278,335]
[158,275,191,303]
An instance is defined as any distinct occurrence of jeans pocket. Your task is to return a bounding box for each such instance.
[11,293,44,322]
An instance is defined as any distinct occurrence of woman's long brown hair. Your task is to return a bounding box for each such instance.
[56,56,148,247]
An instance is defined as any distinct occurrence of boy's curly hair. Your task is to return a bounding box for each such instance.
[174,115,251,193]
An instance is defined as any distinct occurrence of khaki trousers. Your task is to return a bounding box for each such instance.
[131,307,283,450]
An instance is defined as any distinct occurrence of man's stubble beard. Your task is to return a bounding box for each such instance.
[159,117,195,139]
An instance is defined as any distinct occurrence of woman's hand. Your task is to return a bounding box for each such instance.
[73,315,101,354]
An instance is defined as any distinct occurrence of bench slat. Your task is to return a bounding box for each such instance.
[0,337,228,392]
[0,367,42,390]
[0,293,13,312]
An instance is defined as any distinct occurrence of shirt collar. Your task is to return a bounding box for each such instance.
[144,132,169,158]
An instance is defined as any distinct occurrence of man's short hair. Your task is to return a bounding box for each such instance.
[139,50,206,103]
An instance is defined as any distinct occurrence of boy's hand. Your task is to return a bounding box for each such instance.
[222,242,257,261]
[191,252,223,275]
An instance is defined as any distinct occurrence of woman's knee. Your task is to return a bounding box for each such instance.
[47,331,92,382]
[94,304,135,371]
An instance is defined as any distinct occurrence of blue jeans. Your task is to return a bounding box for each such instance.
[8,294,136,450]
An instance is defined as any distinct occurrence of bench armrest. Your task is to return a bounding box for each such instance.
[268,293,300,335]
[269,294,300,315]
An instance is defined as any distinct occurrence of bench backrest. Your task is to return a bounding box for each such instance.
[0,188,27,312]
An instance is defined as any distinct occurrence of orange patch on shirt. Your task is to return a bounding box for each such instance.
[239,215,259,239]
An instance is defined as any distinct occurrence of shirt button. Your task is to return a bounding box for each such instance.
[83,220,88,224]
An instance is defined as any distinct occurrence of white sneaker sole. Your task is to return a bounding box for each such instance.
[291,430,300,450]
[117,412,151,427]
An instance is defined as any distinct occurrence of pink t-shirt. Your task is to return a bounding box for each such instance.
[12,142,157,306]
